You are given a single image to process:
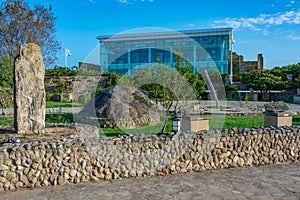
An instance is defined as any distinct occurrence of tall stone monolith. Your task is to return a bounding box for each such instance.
[14,43,45,134]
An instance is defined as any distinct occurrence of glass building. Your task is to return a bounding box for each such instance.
[97,28,233,75]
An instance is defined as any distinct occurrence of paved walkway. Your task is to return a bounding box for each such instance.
[0,107,82,116]
[200,101,300,115]
[1,101,300,116]
[1,163,299,200]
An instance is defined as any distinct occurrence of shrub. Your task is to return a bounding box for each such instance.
[45,92,52,101]
[94,88,104,97]
[78,95,90,105]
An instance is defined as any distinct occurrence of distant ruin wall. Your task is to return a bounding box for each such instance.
[44,75,107,101]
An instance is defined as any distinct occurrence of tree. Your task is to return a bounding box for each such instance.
[102,72,121,88]
[0,0,61,67]
[45,66,77,76]
[0,56,13,113]
[173,50,206,100]
[225,84,238,98]
[119,64,198,133]
[240,69,286,100]
[270,64,300,90]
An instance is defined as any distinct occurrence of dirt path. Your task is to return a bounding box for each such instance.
[1,163,299,200]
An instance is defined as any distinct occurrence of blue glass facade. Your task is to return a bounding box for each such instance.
[97,28,233,75]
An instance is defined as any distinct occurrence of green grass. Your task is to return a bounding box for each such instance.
[0,117,14,125]
[45,113,74,124]
[46,101,82,108]
[292,114,300,125]
[209,114,264,130]
[0,113,75,125]
[100,118,172,137]
[1,101,83,109]
[224,98,239,101]
[0,114,299,135]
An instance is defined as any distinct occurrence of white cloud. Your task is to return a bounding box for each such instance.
[286,35,300,40]
[117,0,128,3]
[116,0,154,4]
[89,0,96,3]
[283,31,300,40]
[214,10,300,31]
[186,23,195,27]
[286,0,295,6]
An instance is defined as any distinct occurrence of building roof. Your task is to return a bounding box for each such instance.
[96,27,233,42]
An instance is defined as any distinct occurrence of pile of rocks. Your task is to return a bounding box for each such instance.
[265,101,289,113]
[77,86,160,128]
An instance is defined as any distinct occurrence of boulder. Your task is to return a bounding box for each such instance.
[14,43,45,134]
[264,101,289,113]
[77,86,160,128]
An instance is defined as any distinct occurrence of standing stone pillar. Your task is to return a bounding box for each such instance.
[14,43,45,134]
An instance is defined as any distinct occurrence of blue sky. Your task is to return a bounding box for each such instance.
[23,0,300,69]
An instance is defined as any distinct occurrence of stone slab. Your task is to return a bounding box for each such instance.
[14,43,45,134]
[182,115,209,132]
[264,113,292,127]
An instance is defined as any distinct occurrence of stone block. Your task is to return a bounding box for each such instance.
[182,115,209,132]
[264,112,292,127]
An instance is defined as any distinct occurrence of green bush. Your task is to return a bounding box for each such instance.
[94,88,104,97]
[45,92,52,101]
[78,95,90,105]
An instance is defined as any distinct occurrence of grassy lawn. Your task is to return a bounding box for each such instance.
[46,101,82,108]
[0,117,14,126]
[1,114,299,136]
[1,101,83,109]
[0,113,75,126]
[45,113,74,123]
[292,114,300,125]
[209,115,264,130]
[100,119,172,137]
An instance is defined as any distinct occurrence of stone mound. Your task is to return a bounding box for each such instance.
[265,101,289,113]
[77,86,160,128]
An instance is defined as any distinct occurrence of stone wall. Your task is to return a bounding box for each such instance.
[78,62,101,72]
[230,90,297,102]
[0,125,299,191]
[45,75,107,102]
[269,90,297,102]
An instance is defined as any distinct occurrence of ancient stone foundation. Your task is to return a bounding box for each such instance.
[14,43,46,134]
[0,125,299,191]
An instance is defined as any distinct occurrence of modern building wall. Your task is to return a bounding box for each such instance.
[97,28,233,75]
